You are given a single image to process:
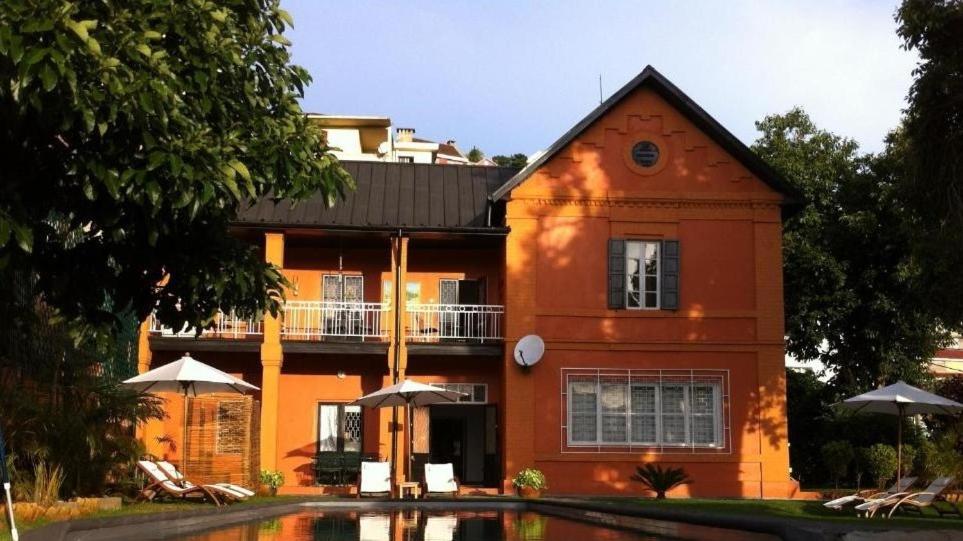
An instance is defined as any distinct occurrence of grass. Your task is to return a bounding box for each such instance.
[597,497,963,530]
[0,495,310,541]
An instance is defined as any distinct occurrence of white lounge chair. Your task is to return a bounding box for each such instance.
[823,476,917,511]
[856,476,958,518]
[357,461,391,497]
[424,463,458,497]
[156,460,255,500]
[136,460,222,506]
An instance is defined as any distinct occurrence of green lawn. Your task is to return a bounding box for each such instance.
[0,496,310,541]
[598,497,963,529]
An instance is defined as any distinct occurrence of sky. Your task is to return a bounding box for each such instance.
[282,0,918,157]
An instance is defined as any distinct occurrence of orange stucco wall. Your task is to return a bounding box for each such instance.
[500,86,794,498]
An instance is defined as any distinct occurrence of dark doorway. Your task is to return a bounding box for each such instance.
[413,404,499,487]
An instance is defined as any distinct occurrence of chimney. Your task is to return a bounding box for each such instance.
[396,128,414,143]
[446,139,456,146]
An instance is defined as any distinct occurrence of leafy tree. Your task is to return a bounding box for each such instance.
[0,0,352,337]
[821,440,855,489]
[895,1,963,327]
[0,270,162,498]
[493,153,528,169]
[466,146,484,163]
[753,109,948,392]
[866,443,898,489]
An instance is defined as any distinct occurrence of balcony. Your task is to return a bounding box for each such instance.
[405,304,504,343]
[148,311,263,339]
[281,301,389,341]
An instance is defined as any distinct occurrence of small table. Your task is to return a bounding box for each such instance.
[396,481,421,499]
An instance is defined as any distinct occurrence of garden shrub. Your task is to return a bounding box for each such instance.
[820,440,855,489]
[866,444,898,489]
[899,444,917,476]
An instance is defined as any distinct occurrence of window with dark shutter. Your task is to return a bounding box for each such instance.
[660,240,680,310]
[608,239,626,309]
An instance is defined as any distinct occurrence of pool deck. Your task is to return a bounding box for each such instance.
[22,496,963,541]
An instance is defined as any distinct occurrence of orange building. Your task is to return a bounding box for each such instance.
[137,66,803,498]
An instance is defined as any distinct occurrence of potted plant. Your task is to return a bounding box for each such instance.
[512,468,547,498]
[258,469,284,497]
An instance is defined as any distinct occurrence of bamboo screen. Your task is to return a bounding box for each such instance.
[185,395,260,488]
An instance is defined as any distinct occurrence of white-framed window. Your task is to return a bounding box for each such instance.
[626,241,660,309]
[565,372,724,449]
[431,383,487,404]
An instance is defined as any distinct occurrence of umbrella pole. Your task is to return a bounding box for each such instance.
[390,405,398,485]
[897,405,903,488]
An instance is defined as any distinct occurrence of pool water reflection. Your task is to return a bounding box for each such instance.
[178,509,662,541]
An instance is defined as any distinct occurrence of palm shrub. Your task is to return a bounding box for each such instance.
[820,440,854,489]
[631,464,692,499]
[866,444,898,490]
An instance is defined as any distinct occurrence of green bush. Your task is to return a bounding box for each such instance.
[631,464,692,499]
[866,444,898,489]
[899,444,917,476]
[918,435,963,481]
[820,440,855,489]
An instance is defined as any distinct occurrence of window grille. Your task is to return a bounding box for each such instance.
[561,368,729,454]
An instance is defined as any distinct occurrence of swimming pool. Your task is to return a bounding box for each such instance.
[175,508,664,541]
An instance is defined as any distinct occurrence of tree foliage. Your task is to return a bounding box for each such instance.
[896,0,963,327]
[492,153,528,169]
[0,0,352,336]
[753,109,948,392]
[0,270,162,498]
[466,146,484,163]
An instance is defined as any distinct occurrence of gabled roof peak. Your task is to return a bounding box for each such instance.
[490,65,802,206]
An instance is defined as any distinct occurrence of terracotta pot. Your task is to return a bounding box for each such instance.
[257,485,278,497]
[517,486,541,499]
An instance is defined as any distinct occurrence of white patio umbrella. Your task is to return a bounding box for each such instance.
[838,380,963,486]
[122,353,259,477]
[351,379,464,482]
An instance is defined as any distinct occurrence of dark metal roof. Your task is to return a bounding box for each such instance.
[490,65,804,209]
[235,161,518,233]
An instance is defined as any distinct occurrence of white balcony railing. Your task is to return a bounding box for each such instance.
[148,311,263,339]
[282,301,389,341]
[405,304,504,343]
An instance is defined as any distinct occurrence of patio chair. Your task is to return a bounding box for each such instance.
[155,460,255,500]
[883,476,961,518]
[823,476,917,511]
[135,460,222,506]
[423,463,459,497]
[357,461,391,498]
[856,476,958,518]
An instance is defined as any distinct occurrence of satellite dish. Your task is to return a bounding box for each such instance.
[514,335,545,368]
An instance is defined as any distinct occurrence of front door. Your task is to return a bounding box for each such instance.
[439,279,483,340]
[413,403,499,487]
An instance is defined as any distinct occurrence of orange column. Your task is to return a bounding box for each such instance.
[753,212,793,498]
[260,232,285,474]
[386,236,410,482]
[502,203,538,492]
[136,318,165,457]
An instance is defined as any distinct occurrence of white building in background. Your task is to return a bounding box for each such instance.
[308,114,483,165]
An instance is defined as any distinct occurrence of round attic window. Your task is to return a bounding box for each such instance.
[631,141,660,167]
